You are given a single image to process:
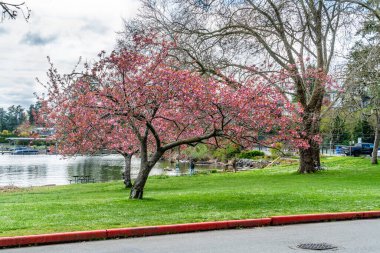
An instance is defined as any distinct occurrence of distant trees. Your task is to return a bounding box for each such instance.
[0,108,4,131]
[344,1,380,164]
[27,102,41,126]
[352,119,375,143]
[321,114,351,146]
[0,105,26,132]
[0,103,40,132]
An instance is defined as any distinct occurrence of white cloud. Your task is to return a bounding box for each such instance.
[0,0,141,109]
[21,31,58,45]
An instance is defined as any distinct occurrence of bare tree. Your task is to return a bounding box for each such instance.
[340,0,380,21]
[0,1,30,22]
[133,0,356,173]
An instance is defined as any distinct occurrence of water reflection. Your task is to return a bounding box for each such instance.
[0,154,223,187]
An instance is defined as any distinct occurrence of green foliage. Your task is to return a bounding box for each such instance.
[183,144,212,161]
[0,131,17,143]
[352,119,374,143]
[212,144,241,162]
[184,143,241,162]
[331,116,351,145]
[323,115,351,145]
[27,103,41,126]
[0,102,41,132]
[238,150,264,159]
[0,105,27,132]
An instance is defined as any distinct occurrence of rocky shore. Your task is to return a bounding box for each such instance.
[191,158,281,170]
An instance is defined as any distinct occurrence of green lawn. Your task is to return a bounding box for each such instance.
[1,156,380,237]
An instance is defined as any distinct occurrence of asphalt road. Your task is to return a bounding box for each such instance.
[2,219,380,253]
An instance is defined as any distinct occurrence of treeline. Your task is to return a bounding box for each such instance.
[321,116,375,146]
[0,102,40,132]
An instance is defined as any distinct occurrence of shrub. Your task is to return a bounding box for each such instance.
[238,150,265,159]
[19,131,29,137]
[0,132,17,143]
[213,144,241,162]
[183,144,212,161]
[1,130,11,136]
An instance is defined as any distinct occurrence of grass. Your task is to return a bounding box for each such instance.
[1,156,380,237]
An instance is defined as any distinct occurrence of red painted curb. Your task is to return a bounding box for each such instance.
[106,218,271,238]
[271,211,380,225]
[361,210,380,219]
[1,211,379,248]
[0,230,107,248]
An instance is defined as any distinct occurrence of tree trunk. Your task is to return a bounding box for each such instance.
[130,141,149,199]
[129,165,150,199]
[298,108,322,173]
[130,157,159,199]
[129,141,164,199]
[371,115,380,165]
[130,150,150,199]
[298,129,321,173]
[299,147,316,173]
[311,142,321,170]
[298,2,325,173]
[311,115,322,170]
[123,153,133,188]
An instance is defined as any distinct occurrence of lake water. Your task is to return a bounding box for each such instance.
[0,154,222,187]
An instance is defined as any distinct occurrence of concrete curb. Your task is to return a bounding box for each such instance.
[1,211,380,248]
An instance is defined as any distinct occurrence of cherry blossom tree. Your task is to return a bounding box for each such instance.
[134,0,355,173]
[42,36,305,199]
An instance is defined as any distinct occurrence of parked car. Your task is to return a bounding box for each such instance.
[342,143,374,157]
[335,145,345,154]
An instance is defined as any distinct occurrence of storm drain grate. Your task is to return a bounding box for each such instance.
[297,243,338,251]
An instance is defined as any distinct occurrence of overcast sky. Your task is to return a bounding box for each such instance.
[0,0,140,109]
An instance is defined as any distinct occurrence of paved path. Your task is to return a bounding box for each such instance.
[2,219,380,252]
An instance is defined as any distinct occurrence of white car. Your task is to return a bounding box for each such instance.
[378,149,380,157]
